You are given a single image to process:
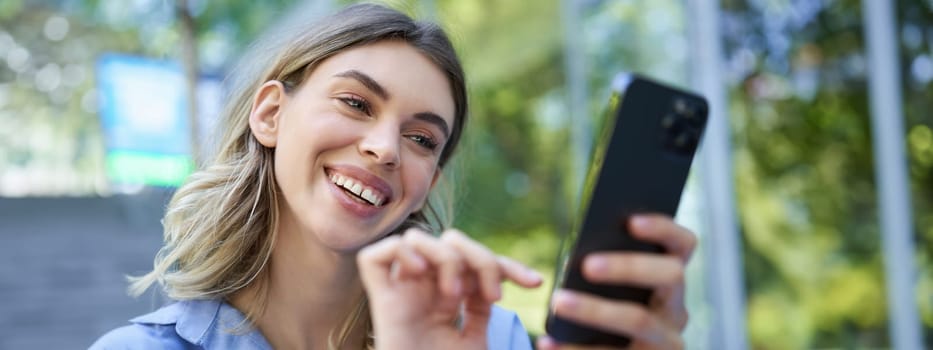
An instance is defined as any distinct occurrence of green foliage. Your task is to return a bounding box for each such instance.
[0,3,143,195]
[723,0,933,347]
[429,0,567,244]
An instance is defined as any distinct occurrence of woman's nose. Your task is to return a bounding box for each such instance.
[358,124,400,168]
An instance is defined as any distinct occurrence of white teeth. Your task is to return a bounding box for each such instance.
[360,189,384,206]
[361,189,374,202]
[329,172,386,206]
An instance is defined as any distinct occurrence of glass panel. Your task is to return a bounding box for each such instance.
[720,0,889,347]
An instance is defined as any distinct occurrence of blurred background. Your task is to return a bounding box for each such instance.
[1,0,932,348]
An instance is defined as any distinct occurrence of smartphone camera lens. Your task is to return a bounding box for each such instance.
[674,98,691,116]
[661,113,677,129]
[662,97,705,156]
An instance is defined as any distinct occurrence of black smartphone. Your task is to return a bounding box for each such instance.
[545,73,708,346]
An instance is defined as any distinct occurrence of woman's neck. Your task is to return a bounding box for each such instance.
[231,215,368,350]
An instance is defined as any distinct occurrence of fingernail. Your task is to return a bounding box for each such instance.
[584,255,608,276]
[553,290,577,311]
[537,335,556,349]
[527,268,542,282]
[632,215,652,231]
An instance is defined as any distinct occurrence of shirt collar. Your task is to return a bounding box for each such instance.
[132,299,273,349]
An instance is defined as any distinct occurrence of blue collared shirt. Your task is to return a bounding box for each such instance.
[90,299,533,350]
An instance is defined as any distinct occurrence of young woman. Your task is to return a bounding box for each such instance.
[92,3,696,350]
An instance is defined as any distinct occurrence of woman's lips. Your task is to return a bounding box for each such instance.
[324,165,394,217]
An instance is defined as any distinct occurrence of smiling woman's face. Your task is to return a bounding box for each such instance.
[249,40,456,252]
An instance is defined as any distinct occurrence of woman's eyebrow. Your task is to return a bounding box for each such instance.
[334,70,390,100]
[414,112,450,138]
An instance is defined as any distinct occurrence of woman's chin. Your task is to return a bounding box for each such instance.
[311,229,389,254]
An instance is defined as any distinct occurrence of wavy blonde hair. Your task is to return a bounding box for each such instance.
[129,3,467,349]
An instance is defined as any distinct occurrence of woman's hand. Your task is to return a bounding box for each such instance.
[538,214,698,350]
[358,228,543,350]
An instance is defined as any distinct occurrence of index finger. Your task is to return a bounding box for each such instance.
[356,235,403,288]
[496,255,544,288]
[629,214,697,263]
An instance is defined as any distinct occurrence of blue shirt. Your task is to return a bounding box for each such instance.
[90,299,532,350]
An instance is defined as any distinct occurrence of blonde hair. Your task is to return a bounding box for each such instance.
[129,3,467,349]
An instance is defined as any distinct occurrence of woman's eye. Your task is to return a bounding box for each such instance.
[408,134,439,151]
[340,96,371,115]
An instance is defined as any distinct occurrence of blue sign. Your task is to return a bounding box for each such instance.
[96,54,222,187]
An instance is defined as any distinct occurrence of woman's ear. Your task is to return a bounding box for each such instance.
[249,80,288,148]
